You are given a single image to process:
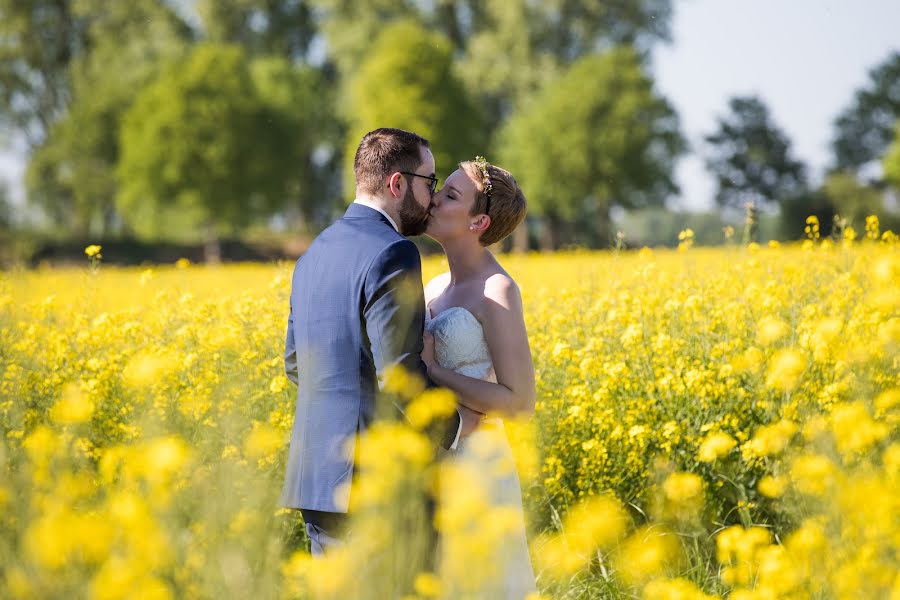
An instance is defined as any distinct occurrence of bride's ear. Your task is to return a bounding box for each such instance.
[471,215,490,233]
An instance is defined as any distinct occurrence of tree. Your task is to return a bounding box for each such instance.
[832,52,900,173]
[0,179,10,230]
[117,44,329,261]
[497,47,684,249]
[704,96,808,213]
[885,123,900,188]
[196,0,318,62]
[821,171,884,228]
[312,0,672,132]
[342,21,484,197]
[24,0,190,236]
[0,0,87,149]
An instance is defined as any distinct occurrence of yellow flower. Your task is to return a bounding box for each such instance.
[643,577,718,600]
[757,475,788,498]
[615,526,683,586]
[790,454,837,496]
[756,316,789,346]
[49,382,94,424]
[243,423,283,460]
[23,425,61,465]
[562,494,630,555]
[122,351,178,388]
[660,472,704,521]
[413,572,441,597]
[382,364,426,398]
[765,349,807,391]
[829,402,888,456]
[405,388,456,429]
[698,432,736,463]
[744,420,798,458]
[84,244,102,258]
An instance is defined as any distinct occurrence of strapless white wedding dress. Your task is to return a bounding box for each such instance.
[426,306,537,599]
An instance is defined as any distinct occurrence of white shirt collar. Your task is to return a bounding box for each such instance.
[352,198,399,233]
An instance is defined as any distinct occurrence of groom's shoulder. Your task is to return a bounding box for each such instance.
[315,214,403,251]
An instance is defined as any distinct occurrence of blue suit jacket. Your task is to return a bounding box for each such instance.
[281,202,458,512]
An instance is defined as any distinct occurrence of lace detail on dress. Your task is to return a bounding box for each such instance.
[425,306,496,382]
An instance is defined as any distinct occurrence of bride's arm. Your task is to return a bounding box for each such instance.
[424,275,535,417]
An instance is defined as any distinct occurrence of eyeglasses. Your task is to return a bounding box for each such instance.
[400,172,439,195]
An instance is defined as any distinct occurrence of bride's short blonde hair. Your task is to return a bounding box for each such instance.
[460,160,527,247]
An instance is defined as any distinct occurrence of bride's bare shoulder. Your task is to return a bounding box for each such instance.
[424,272,451,305]
[483,271,522,311]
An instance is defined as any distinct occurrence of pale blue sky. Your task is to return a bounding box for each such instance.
[653,0,900,210]
[3,1,900,213]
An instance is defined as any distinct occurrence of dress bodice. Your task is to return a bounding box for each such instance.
[425,306,496,383]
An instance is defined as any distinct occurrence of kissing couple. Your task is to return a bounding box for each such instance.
[281,128,536,597]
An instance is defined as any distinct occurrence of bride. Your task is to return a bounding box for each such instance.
[421,157,537,598]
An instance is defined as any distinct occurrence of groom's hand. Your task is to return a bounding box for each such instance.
[458,404,483,437]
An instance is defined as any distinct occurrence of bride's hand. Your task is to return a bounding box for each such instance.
[421,331,436,371]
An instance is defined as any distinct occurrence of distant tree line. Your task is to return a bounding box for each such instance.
[1,1,899,258]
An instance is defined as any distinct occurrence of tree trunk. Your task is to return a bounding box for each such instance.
[204,224,222,265]
[511,221,529,253]
[540,215,561,251]
[595,201,612,248]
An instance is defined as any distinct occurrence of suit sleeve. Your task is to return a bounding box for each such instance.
[284,299,299,385]
[363,239,461,449]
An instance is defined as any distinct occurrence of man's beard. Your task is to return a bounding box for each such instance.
[397,187,430,236]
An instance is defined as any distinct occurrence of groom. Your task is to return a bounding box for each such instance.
[281,128,478,555]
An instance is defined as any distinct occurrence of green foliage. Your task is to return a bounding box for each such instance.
[315,0,673,129]
[342,21,483,196]
[117,44,329,242]
[497,47,683,245]
[24,0,190,236]
[196,0,317,60]
[884,122,900,188]
[704,96,808,212]
[821,171,884,227]
[0,0,87,147]
[832,51,900,172]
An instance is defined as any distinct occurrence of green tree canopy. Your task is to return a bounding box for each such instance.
[313,0,672,133]
[342,21,483,196]
[0,0,87,148]
[196,0,318,61]
[24,0,190,236]
[832,51,900,173]
[704,96,808,212]
[884,122,900,188]
[497,46,684,248]
[117,44,330,257]
[821,171,884,228]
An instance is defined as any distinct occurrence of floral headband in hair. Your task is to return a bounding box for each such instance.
[474,155,492,215]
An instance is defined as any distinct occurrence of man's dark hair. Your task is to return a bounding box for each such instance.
[353,128,430,195]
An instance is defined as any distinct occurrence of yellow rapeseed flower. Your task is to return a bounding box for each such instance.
[790,454,837,496]
[615,525,683,586]
[757,475,788,498]
[243,423,283,460]
[765,348,807,391]
[698,432,737,463]
[756,316,789,346]
[49,382,94,424]
[829,401,888,456]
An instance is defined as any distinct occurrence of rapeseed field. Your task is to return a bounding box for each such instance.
[2,227,898,598]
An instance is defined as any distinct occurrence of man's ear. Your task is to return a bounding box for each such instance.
[388,172,404,198]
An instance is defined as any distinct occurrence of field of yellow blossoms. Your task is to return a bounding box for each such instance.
[2,220,898,599]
